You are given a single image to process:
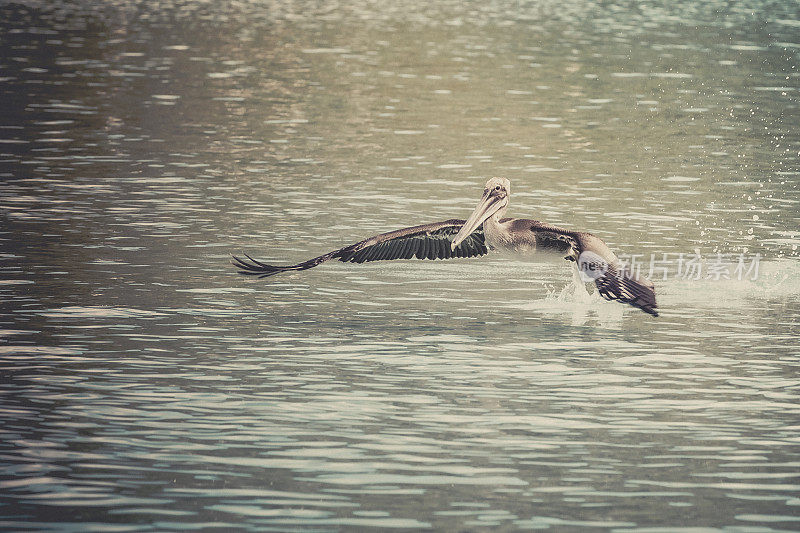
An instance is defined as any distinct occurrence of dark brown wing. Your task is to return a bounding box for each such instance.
[572,231,659,317]
[232,219,488,278]
[527,220,580,256]
[593,261,659,316]
[527,221,659,317]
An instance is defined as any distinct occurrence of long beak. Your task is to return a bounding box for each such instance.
[451,191,506,250]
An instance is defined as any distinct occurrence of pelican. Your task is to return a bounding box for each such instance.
[233,177,658,316]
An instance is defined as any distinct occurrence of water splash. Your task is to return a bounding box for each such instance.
[507,268,625,327]
[660,259,800,313]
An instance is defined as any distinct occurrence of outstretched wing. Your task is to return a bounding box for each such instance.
[593,261,658,316]
[232,219,488,278]
[572,231,659,317]
[527,221,658,317]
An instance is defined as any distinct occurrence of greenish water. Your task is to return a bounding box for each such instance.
[1,1,799,531]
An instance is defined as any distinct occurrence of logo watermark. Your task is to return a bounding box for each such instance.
[577,250,609,282]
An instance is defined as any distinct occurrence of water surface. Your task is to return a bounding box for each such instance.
[1,1,799,531]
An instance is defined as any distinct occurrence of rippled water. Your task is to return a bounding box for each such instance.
[1,1,799,531]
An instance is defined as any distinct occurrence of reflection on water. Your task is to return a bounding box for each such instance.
[1,0,799,530]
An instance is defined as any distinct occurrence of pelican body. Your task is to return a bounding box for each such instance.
[233,177,658,316]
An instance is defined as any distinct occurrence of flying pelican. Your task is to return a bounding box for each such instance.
[233,177,658,316]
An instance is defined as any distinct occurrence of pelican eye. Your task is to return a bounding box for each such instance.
[495,185,502,191]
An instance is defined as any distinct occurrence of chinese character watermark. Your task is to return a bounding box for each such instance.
[614,252,760,281]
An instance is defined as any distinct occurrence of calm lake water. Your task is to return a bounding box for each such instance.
[1,0,799,531]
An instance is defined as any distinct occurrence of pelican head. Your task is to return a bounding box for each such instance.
[451,177,510,250]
